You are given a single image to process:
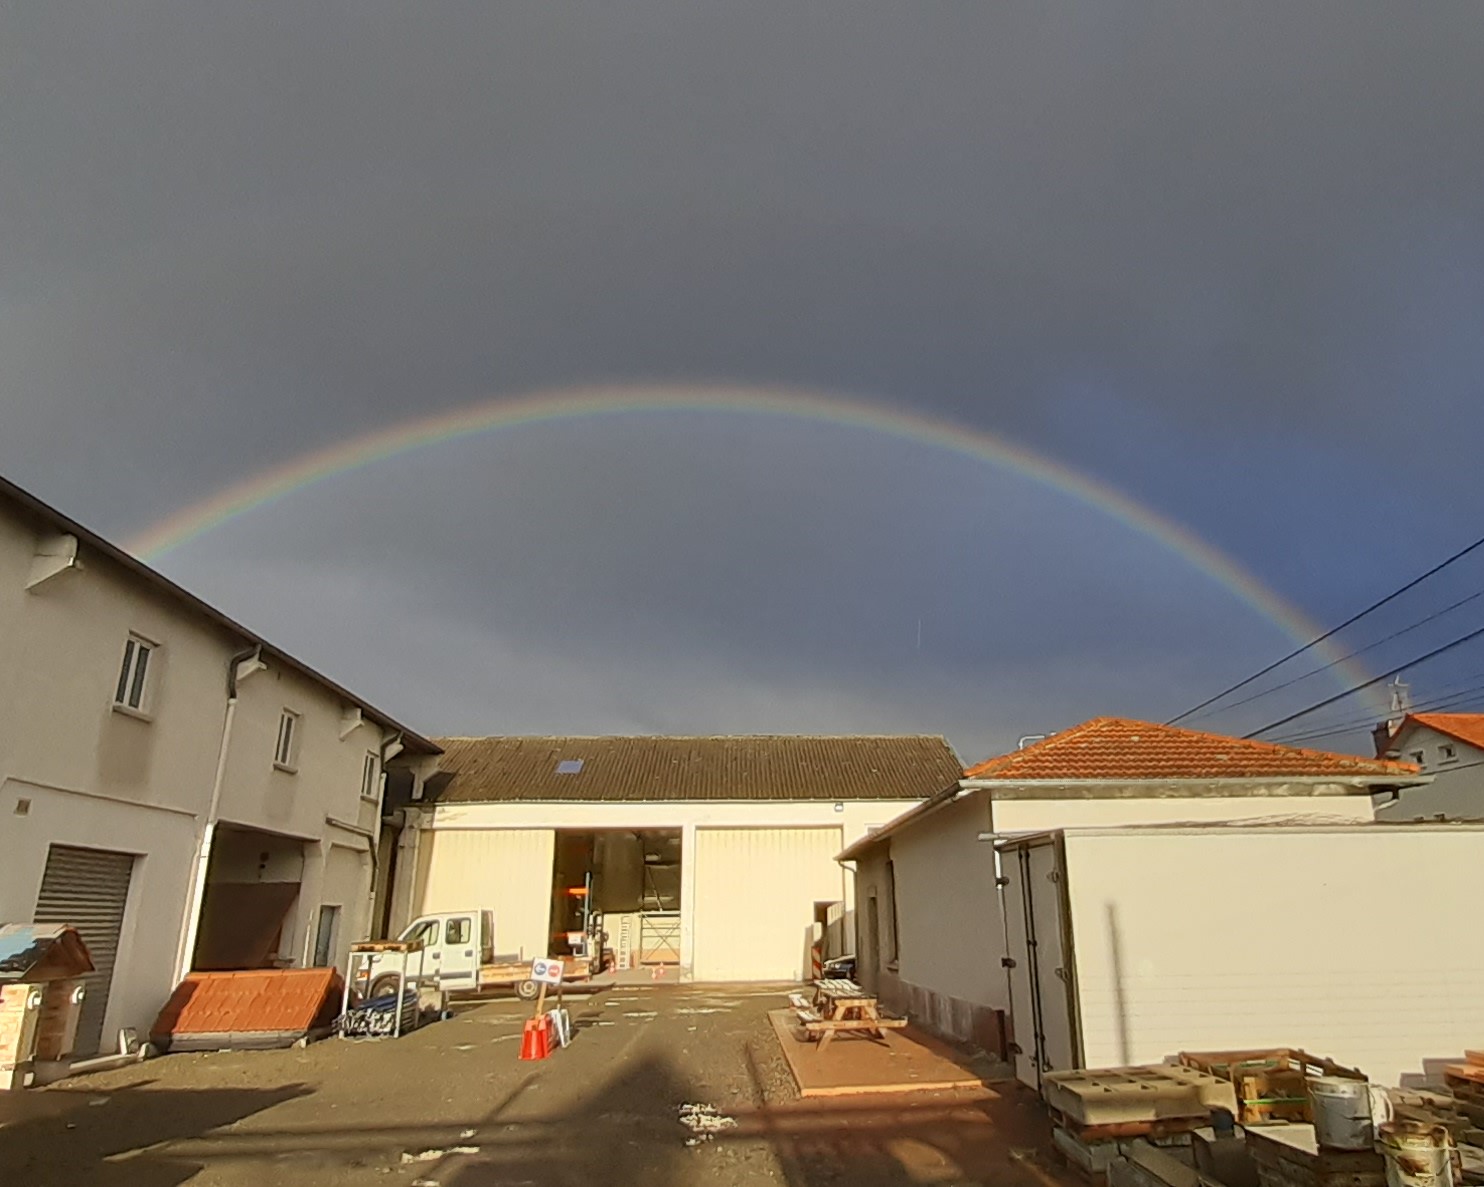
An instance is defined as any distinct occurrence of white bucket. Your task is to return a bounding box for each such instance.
[1310,1077,1385,1151]
[1379,1121,1455,1187]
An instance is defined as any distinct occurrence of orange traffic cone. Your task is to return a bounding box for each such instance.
[519,1016,550,1061]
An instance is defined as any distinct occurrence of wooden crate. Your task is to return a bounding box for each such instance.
[1178,1051,1365,1125]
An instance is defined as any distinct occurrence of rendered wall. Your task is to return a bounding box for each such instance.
[1062,826,1484,1086]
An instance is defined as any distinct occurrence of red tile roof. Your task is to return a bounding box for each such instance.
[152,968,342,1045]
[1396,713,1484,753]
[963,717,1420,782]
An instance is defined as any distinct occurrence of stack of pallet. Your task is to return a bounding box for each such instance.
[1042,1066,1238,1184]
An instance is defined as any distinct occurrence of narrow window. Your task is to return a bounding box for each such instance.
[361,752,380,800]
[884,859,900,964]
[313,905,340,967]
[1411,750,1426,766]
[1440,744,1457,762]
[275,710,299,769]
[114,635,155,712]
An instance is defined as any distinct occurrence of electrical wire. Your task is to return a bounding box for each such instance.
[1244,623,1484,739]
[1167,532,1484,725]
[1181,587,1484,724]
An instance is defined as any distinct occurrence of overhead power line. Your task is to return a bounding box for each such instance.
[1182,586,1484,723]
[1244,622,1484,739]
[1168,532,1484,725]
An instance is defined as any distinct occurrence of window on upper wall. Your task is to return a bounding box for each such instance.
[274,710,300,771]
[1440,744,1458,763]
[113,634,156,715]
[361,752,380,801]
[1411,750,1426,767]
[884,859,900,966]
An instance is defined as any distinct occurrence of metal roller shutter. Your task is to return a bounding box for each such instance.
[691,828,844,982]
[33,844,136,1057]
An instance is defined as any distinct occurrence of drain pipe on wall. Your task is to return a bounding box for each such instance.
[173,645,268,983]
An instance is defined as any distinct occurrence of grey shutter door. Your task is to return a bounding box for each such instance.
[33,844,136,1057]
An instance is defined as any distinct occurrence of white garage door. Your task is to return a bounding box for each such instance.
[691,827,844,982]
[414,829,554,961]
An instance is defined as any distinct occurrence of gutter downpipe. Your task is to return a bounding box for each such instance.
[173,646,265,982]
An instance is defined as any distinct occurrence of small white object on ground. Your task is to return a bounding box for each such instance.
[400,1146,479,1164]
[677,1103,738,1146]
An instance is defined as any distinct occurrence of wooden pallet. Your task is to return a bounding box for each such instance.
[1178,1050,1365,1126]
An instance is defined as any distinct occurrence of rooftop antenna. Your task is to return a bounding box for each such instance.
[1387,676,1411,732]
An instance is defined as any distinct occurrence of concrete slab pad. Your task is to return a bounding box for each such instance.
[766,1009,993,1099]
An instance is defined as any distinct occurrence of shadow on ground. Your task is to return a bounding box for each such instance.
[0,1081,314,1187]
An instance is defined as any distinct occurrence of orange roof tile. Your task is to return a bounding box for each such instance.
[152,968,342,1043]
[963,717,1420,782]
[1397,713,1484,753]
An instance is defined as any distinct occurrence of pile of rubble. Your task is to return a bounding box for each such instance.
[1041,1048,1484,1187]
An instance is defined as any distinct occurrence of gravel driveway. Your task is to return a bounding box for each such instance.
[0,983,1069,1187]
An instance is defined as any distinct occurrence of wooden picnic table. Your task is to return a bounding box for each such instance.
[790,979,907,1051]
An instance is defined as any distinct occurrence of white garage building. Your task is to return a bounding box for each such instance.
[385,735,961,982]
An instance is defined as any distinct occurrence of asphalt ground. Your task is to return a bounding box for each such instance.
[0,983,1073,1187]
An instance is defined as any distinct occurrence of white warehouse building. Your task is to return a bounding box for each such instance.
[385,735,962,982]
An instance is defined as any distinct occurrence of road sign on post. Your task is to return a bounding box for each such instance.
[531,958,564,986]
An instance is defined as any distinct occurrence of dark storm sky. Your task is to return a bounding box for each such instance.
[3,4,1482,762]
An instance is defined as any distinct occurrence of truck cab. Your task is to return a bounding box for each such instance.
[394,910,494,994]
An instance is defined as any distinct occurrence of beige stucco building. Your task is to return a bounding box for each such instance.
[839,717,1426,1060]
[385,735,961,983]
[0,475,437,1057]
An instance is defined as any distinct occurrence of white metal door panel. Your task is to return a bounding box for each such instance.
[1026,842,1077,1076]
[33,844,135,1057]
[415,829,554,962]
[691,828,843,982]
[1002,847,1039,1086]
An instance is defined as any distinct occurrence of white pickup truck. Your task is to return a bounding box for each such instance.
[354,910,594,1002]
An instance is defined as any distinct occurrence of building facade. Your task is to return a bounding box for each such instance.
[385,735,961,983]
[839,717,1424,1057]
[1374,712,1484,821]
[0,476,437,1056]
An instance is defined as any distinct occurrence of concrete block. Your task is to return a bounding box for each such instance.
[1044,1065,1238,1126]
[1193,1126,1259,1187]
[1056,1125,1124,1174]
[1121,1139,1202,1187]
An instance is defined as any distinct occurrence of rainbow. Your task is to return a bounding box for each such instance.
[127,382,1372,702]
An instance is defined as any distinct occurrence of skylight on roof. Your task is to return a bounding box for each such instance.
[556,759,584,775]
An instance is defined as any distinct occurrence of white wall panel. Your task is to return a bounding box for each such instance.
[414,828,554,961]
[691,827,843,981]
[1061,826,1484,1086]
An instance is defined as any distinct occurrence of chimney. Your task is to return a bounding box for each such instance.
[1372,722,1396,758]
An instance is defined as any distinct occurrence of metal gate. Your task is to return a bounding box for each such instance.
[33,844,136,1057]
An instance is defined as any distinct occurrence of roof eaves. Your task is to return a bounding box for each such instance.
[836,781,980,861]
[0,475,440,756]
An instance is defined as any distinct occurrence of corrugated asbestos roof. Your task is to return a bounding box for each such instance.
[429,735,963,803]
[964,717,1419,781]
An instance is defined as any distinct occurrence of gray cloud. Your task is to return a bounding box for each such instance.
[3,4,1482,754]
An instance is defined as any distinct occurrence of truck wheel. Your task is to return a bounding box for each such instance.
[515,979,540,1002]
[368,975,402,1001]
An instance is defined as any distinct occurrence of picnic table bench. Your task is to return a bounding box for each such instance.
[789,979,907,1051]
